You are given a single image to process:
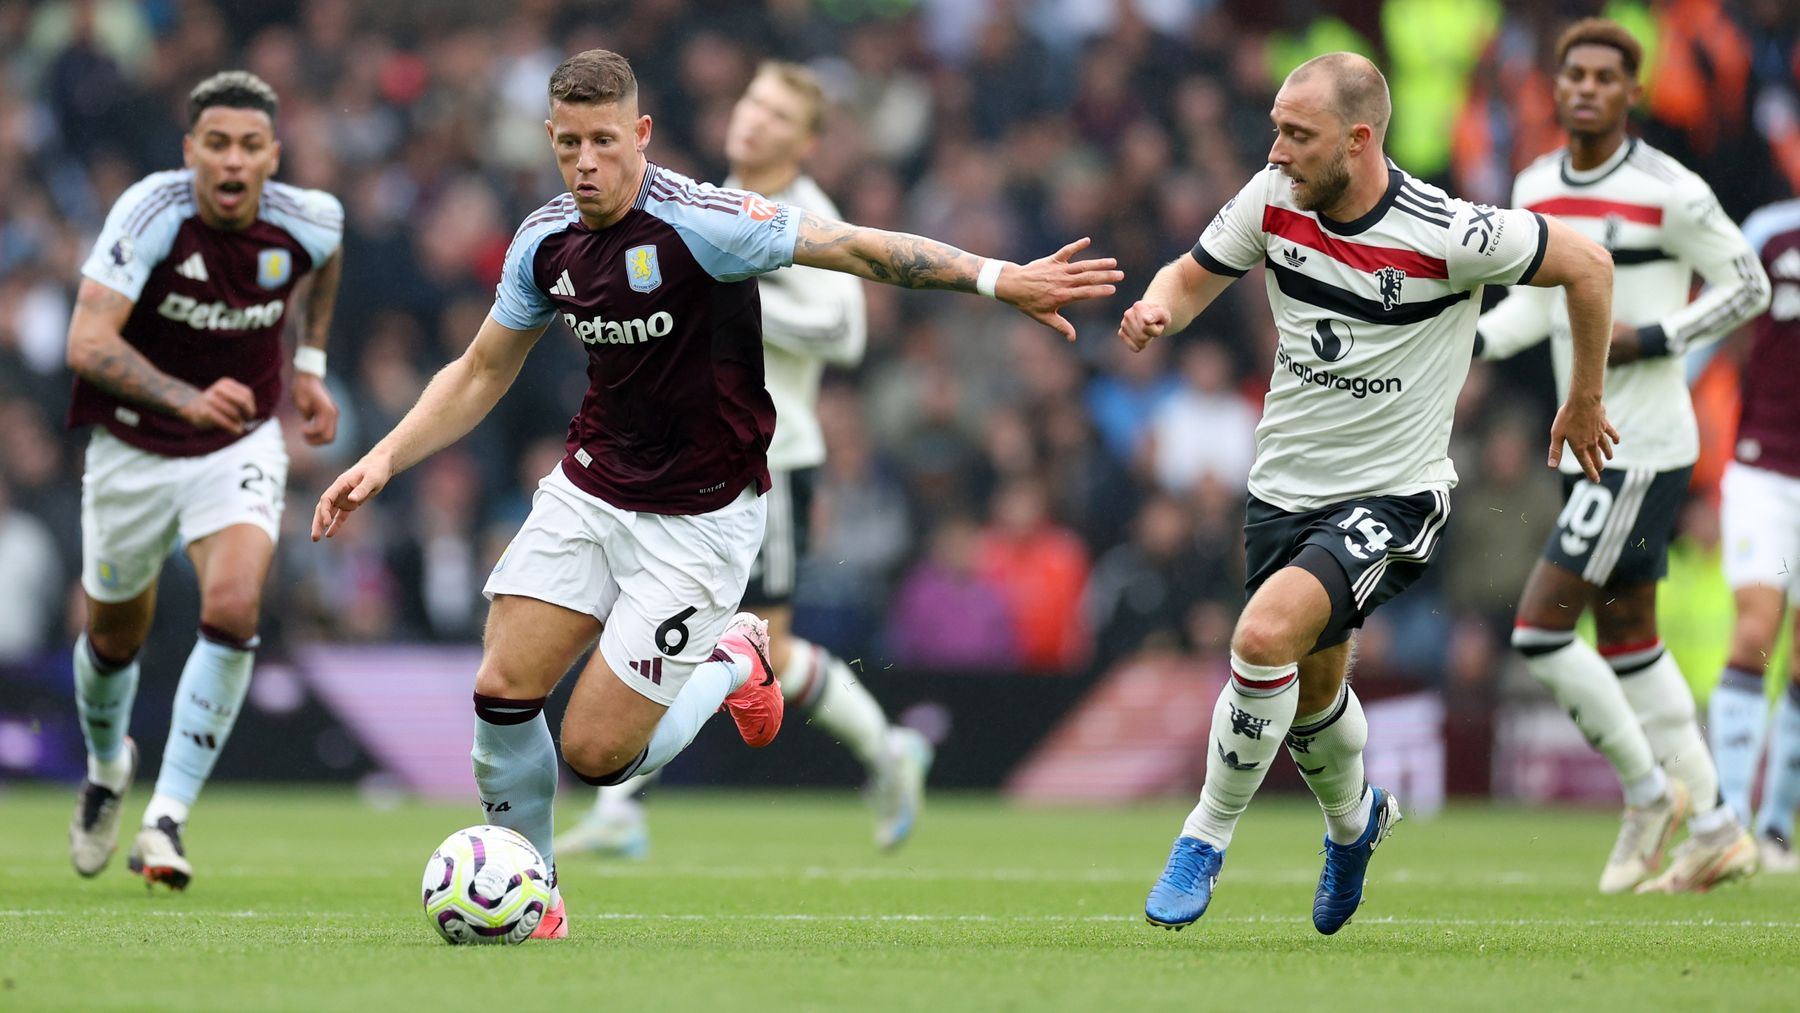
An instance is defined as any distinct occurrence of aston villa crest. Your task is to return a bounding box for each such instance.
[626,244,661,293]
[257,248,292,289]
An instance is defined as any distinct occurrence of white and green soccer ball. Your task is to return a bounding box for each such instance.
[421,825,551,945]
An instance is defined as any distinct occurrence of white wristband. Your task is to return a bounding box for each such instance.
[975,258,1005,299]
[294,346,327,378]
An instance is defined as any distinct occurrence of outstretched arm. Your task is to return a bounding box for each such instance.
[291,249,343,446]
[791,211,1122,341]
[1116,253,1235,352]
[1526,215,1620,481]
[65,279,256,433]
[312,313,546,540]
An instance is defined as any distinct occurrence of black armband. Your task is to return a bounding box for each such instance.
[1635,323,1671,359]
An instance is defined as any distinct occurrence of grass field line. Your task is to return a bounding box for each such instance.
[7,908,1798,930]
[570,863,1574,887]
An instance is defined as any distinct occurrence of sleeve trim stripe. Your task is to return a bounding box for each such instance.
[262,194,344,231]
[122,179,190,235]
[1391,198,1453,230]
[125,187,193,237]
[1398,182,1448,208]
[1190,243,1248,278]
[1517,213,1550,287]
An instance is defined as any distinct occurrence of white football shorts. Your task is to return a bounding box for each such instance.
[80,419,288,603]
[1721,460,1800,596]
[483,463,765,706]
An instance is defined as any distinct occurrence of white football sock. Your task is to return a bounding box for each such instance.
[592,776,653,816]
[1287,684,1371,844]
[1180,653,1299,849]
[1516,627,1665,806]
[1708,666,1768,826]
[784,638,889,769]
[147,630,256,825]
[1614,646,1724,822]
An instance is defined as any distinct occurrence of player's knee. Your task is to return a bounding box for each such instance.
[85,629,144,668]
[198,581,262,641]
[473,657,542,701]
[559,726,644,786]
[1231,615,1300,667]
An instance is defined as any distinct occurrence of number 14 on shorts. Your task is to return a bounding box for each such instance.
[1338,506,1393,560]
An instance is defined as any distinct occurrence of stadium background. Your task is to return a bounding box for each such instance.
[0,0,1796,805]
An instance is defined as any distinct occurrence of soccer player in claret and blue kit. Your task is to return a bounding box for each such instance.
[1118,52,1619,934]
[312,49,1121,939]
[1478,18,1770,894]
[1708,194,1800,875]
[558,61,934,861]
[65,71,344,890]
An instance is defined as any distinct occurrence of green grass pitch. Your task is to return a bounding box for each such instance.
[1,787,1797,1010]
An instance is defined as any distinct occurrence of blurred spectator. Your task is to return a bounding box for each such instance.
[1144,339,1258,495]
[1086,334,1179,463]
[977,476,1091,673]
[1086,493,1212,669]
[0,474,62,662]
[886,513,1017,670]
[1440,411,1562,632]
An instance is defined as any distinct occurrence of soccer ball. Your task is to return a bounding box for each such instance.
[421,825,552,945]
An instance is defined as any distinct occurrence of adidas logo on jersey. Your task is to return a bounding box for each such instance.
[174,252,209,282]
[562,310,674,346]
[156,292,285,331]
[550,269,577,297]
[1282,246,1307,268]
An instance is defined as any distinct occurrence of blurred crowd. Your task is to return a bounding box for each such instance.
[2,0,1796,700]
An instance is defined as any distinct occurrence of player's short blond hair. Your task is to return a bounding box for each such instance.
[754,60,826,135]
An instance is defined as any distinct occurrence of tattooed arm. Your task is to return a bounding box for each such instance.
[290,250,343,445]
[791,211,1122,340]
[65,279,255,433]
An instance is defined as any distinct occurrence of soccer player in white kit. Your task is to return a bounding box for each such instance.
[558,62,933,860]
[1706,194,1800,874]
[64,71,344,889]
[313,49,1119,939]
[1477,20,1771,894]
[1121,52,1619,933]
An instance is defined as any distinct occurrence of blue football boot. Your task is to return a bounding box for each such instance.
[1312,786,1402,935]
[1145,836,1225,930]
